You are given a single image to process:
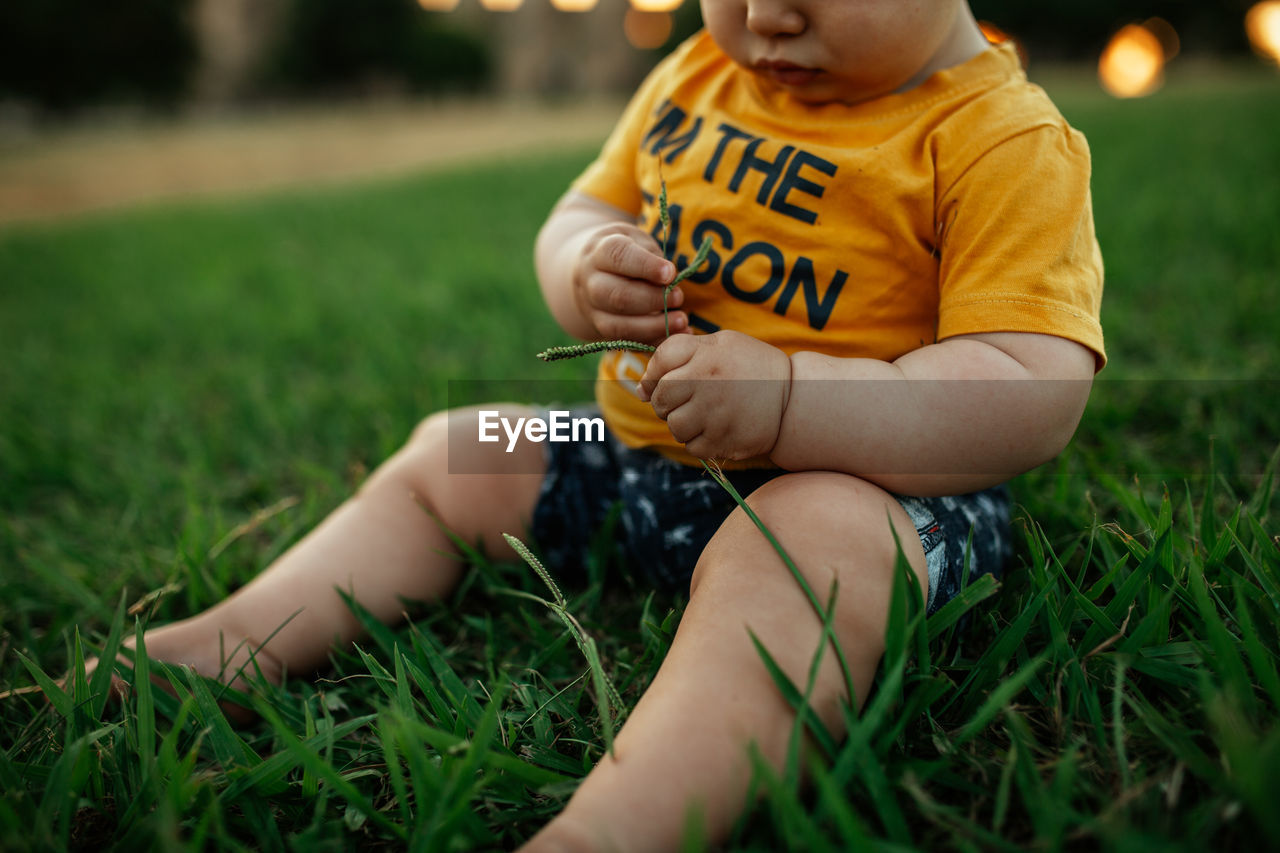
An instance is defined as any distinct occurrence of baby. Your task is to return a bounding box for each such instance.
[87,1,1104,850]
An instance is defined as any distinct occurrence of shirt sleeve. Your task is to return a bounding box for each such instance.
[570,44,690,216]
[934,123,1106,369]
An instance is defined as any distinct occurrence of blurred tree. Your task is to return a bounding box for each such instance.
[0,0,196,110]
[0,0,1262,113]
[970,0,1257,57]
[266,0,491,97]
[190,0,289,106]
[653,1,706,58]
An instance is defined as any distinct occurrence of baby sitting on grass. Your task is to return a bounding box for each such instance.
[78,1,1103,849]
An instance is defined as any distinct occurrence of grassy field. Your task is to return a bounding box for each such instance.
[1,72,1278,851]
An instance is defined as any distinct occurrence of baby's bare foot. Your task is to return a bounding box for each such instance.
[78,616,285,724]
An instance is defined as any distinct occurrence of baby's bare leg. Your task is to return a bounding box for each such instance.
[109,404,547,691]
[521,471,928,853]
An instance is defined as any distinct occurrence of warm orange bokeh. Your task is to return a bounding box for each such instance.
[977,20,1028,69]
[978,21,1011,44]
[1098,24,1166,98]
[1246,1,1280,62]
[478,0,524,10]
[629,0,684,12]
[1142,17,1181,61]
[416,0,460,9]
[551,0,599,10]
[625,9,674,49]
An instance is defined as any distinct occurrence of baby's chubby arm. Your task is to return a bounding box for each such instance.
[535,190,689,345]
[639,331,1096,497]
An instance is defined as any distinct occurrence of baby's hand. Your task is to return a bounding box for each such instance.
[573,223,687,345]
[637,331,791,461]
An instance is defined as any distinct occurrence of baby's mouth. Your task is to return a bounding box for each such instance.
[754,60,822,87]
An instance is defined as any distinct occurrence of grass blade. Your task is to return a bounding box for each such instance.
[746,629,838,759]
[88,592,128,720]
[503,533,623,755]
[253,699,407,841]
[15,651,73,719]
[926,573,999,642]
[222,714,377,800]
[132,618,156,763]
[182,668,261,770]
[701,462,858,709]
[951,655,1047,748]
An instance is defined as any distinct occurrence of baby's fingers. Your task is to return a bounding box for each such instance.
[592,232,675,285]
[637,334,700,401]
[590,307,687,345]
[645,375,696,420]
[583,269,682,318]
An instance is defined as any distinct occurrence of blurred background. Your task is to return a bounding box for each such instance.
[1,0,1278,222]
[0,0,1276,109]
[1,6,1277,848]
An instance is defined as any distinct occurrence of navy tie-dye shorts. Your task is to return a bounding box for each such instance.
[527,406,1011,616]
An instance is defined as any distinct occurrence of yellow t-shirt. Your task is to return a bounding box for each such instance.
[573,31,1105,464]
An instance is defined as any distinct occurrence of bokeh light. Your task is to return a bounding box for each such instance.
[978,21,1011,45]
[478,0,524,10]
[416,0,460,9]
[977,20,1028,69]
[551,0,599,10]
[1098,24,1166,98]
[1246,1,1280,63]
[629,0,684,12]
[625,9,674,49]
[1142,17,1181,61]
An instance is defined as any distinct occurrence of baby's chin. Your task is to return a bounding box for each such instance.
[749,70,889,107]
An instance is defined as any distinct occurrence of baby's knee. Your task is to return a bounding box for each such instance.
[353,412,449,500]
[407,410,451,456]
[394,410,455,468]
[747,470,898,530]
[691,471,923,596]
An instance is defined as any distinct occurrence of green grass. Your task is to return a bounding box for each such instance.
[2,71,1278,850]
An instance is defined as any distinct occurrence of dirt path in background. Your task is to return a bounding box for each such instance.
[0,98,622,227]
